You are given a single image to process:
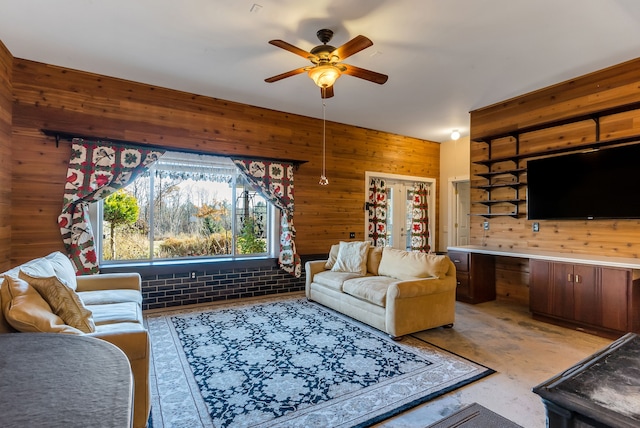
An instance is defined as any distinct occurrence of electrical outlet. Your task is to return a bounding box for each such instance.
[532,222,540,232]
[349,232,356,239]
[483,221,489,231]
[190,271,197,279]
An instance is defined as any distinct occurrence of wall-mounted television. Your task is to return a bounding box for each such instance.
[526,143,640,220]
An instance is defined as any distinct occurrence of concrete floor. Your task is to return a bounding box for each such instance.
[376,300,613,428]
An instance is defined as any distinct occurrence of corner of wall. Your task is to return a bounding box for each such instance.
[438,136,471,252]
[0,39,13,271]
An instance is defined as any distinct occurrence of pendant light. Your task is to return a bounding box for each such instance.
[319,88,329,186]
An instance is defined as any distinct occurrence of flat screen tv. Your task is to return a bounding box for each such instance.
[526,143,640,220]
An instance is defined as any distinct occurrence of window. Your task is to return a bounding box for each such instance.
[95,151,275,264]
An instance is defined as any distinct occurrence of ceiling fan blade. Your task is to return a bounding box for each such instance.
[321,85,334,99]
[265,67,308,83]
[342,64,388,84]
[268,40,316,61]
[331,35,373,60]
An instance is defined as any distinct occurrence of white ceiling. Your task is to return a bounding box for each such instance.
[1,0,640,142]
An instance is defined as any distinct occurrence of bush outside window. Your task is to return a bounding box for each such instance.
[98,151,272,263]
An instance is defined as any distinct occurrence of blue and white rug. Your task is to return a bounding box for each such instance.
[146,296,493,427]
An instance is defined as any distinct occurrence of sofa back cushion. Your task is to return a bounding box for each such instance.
[367,246,383,275]
[45,251,78,291]
[378,247,449,280]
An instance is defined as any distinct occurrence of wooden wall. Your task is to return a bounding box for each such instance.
[469,56,640,305]
[0,41,12,271]
[9,58,440,266]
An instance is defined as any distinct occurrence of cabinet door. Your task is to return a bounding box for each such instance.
[551,263,575,319]
[572,264,598,325]
[599,267,630,332]
[530,260,552,315]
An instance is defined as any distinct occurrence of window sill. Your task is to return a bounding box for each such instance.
[100,257,278,277]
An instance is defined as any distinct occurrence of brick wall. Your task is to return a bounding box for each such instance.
[141,265,305,310]
[102,258,310,311]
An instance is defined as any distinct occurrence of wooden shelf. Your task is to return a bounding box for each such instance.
[473,199,526,206]
[474,168,526,179]
[472,182,526,190]
[470,212,520,219]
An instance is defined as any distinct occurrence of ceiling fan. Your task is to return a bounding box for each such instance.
[265,29,388,99]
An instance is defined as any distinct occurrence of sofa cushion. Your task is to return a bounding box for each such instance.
[313,270,363,291]
[89,302,143,326]
[78,289,143,306]
[45,251,78,291]
[378,247,449,280]
[1,275,82,334]
[331,241,370,275]
[367,246,383,275]
[343,276,397,307]
[19,272,96,333]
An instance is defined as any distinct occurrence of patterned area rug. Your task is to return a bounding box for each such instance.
[146,296,493,427]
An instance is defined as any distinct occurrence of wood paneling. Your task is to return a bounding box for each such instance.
[9,58,440,266]
[470,57,640,140]
[470,56,640,302]
[0,41,12,271]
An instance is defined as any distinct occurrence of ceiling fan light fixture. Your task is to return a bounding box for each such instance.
[308,64,342,88]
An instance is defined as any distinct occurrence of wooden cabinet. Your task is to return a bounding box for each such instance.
[449,251,495,304]
[530,259,635,337]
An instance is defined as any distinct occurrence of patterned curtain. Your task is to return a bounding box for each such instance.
[59,139,165,274]
[409,182,430,252]
[367,178,388,247]
[232,158,301,278]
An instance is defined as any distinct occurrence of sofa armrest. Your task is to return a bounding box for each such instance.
[76,273,142,292]
[305,260,327,298]
[88,324,149,361]
[388,276,456,300]
[305,260,328,287]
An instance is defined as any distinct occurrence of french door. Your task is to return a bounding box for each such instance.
[385,180,413,250]
[365,172,435,251]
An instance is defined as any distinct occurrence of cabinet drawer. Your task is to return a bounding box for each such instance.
[449,251,469,272]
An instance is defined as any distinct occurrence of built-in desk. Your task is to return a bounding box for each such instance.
[447,245,640,270]
[447,246,640,337]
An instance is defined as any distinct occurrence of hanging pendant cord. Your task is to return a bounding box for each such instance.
[319,87,329,185]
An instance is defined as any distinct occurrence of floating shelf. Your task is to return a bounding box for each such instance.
[473,199,526,206]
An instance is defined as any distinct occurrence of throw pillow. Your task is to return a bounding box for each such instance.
[18,271,96,333]
[1,275,83,334]
[324,244,340,269]
[378,247,449,280]
[331,241,370,275]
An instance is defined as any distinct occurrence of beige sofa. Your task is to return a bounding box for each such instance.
[0,252,150,428]
[306,242,457,339]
